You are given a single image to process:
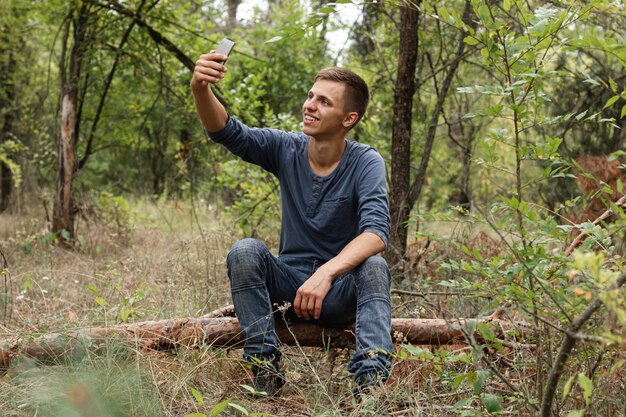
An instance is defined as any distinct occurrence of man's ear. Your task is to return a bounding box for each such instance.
[342,112,359,129]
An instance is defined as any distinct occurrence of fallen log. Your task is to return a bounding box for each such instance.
[0,316,530,370]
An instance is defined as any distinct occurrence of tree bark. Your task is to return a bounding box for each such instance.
[226,0,241,31]
[0,25,18,212]
[388,0,420,265]
[408,0,473,206]
[0,316,530,370]
[388,0,476,266]
[52,5,91,239]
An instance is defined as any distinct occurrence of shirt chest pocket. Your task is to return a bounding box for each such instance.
[315,196,353,231]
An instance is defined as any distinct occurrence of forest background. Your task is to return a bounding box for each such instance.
[1,0,625,416]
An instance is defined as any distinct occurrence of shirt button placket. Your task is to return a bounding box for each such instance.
[306,177,322,217]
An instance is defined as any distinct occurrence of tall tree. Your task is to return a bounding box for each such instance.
[388,0,420,265]
[0,1,24,212]
[53,1,93,238]
[388,0,474,265]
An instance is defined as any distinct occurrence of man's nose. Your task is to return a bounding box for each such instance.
[303,99,316,111]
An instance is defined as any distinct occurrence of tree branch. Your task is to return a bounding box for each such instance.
[540,270,626,417]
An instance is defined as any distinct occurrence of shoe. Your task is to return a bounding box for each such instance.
[352,371,385,400]
[352,372,390,415]
[251,361,285,397]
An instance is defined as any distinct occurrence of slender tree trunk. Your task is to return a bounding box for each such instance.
[409,0,473,206]
[387,0,474,267]
[0,38,17,212]
[226,0,241,31]
[52,5,90,239]
[387,0,420,266]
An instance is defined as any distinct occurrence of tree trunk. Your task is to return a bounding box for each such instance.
[387,0,420,266]
[408,0,474,207]
[0,316,530,370]
[388,0,475,266]
[0,32,18,212]
[226,0,241,31]
[52,5,90,239]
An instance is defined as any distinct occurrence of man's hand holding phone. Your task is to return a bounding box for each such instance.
[190,38,235,92]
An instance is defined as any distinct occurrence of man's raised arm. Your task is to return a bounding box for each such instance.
[190,52,230,132]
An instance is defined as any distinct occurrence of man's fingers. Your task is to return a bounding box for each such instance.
[293,293,302,317]
[314,299,322,320]
[304,297,315,320]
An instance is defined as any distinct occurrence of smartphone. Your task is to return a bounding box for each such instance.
[215,38,235,63]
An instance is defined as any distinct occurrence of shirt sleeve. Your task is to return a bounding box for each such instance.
[356,150,390,248]
[205,116,286,175]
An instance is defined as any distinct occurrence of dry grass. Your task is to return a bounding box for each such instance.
[1,201,624,417]
[1,201,421,416]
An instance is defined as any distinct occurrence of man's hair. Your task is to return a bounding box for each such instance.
[315,67,370,128]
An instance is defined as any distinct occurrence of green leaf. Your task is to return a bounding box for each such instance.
[240,384,258,394]
[453,372,468,389]
[565,410,584,417]
[95,296,106,307]
[452,397,473,410]
[184,413,207,417]
[191,388,205,406]
[438,6,452,24]
[464,35,480,46]
[477,322,496,342]
[265,36,282,43]
[603,95,620,110]
[228,403,249,415]
[575,110,588,120]
[608,150,626,161]
[577,373,593,406]
[472,370,491,394]
[318,6,336,15]
[621,104,626,119]
[562,374,576,401]
[609,78,618,93]
[210,399,231,416]
[609,359,625,375]
[481,393,504,414]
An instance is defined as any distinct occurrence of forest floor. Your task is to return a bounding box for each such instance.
[1,199,621,416]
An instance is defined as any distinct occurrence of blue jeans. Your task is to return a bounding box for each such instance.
[226,238,393,380]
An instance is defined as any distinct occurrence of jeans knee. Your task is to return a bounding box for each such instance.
[355,256,391,295]
[228,238,264,263]
[227,238,268,286]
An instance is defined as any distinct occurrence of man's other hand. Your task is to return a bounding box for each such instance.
[293,268,333,320]
[190,51,229,92]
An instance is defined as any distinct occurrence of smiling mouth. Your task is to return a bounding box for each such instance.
[303,114,319,123]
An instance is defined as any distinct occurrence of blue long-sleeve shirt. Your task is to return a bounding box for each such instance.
[207,117,390,263]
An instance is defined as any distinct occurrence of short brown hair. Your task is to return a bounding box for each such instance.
[315,67,369,127]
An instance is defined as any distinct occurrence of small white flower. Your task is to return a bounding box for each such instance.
[42,276,50,281]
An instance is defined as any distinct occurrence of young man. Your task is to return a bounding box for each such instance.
[190,49,393,396]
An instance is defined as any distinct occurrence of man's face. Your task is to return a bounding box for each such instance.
[302,79,354,140]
